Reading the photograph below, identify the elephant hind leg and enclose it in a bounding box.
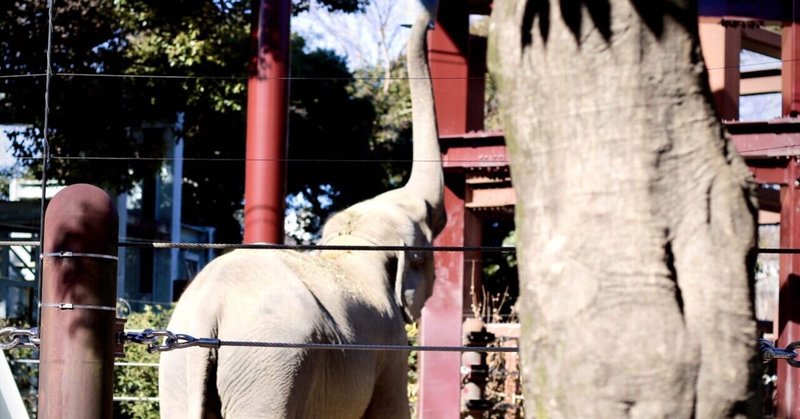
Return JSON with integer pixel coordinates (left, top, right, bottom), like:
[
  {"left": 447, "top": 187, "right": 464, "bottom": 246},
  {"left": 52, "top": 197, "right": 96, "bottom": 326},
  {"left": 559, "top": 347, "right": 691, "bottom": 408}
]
[
  {"left": 160, "top": 347, "right": 222, "bottom": 419},
  {"left": 188, "top": 348, "right": 222, "bottom": 419},
  {"left": 362, "top": 358, "right": 411, "bottom": 419},
  {"left": 201, "top": 349, "right": 222, "bottom": 418}
]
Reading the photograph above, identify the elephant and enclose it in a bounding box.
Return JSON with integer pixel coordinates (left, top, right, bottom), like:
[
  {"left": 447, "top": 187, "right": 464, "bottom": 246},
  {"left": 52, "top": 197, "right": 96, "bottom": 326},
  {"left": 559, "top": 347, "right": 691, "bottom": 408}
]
[{"left": 158, "top": 7, "right": 444, "bottom": 419}]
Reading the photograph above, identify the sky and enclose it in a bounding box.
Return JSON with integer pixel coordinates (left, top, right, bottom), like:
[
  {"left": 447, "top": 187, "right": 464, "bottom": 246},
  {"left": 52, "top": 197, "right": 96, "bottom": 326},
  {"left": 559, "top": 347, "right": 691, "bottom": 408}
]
[
  {"left": 292, "top": 0, "right": 418, "bottom": 71},
  {"left": 0, "top": 125, "right": 24, "bottom": 170}
]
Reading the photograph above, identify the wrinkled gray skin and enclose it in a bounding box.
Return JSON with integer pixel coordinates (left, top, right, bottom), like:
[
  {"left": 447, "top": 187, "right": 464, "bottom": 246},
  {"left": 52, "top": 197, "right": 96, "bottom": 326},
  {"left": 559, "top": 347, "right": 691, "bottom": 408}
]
[{"left": 158, "top": 10, "right": 444, "bottom": 419}]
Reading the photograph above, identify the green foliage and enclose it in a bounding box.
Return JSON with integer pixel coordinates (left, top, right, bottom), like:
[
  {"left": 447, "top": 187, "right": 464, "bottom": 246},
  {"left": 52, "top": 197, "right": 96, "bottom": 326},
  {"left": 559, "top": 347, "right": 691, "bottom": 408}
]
[
  {"left": 283, "top": 41, "right": 420, "bottom": 242},
  {"left": 406, "top": 322, "right": 419, "bottom": 418},
  {"left": 484, "top": 71, "right": 503, "bottom": 132},
  {"left": 350, "top": 59, "right": 414, "bottom": 189},
  {"left": 480, "top": 223, "right": 518, "bottom": 321},
  {"left": 111, "top": 0, "right": 252, "bottom": 242},
  {"left": 114, "top": 304, "right": 174, "bottom": 419},
  {"left": 1, "top": 0, "right": 162, "bottom": 195},
  {"left": 2, "top": 0, "right": 392, "bottom": 243}
]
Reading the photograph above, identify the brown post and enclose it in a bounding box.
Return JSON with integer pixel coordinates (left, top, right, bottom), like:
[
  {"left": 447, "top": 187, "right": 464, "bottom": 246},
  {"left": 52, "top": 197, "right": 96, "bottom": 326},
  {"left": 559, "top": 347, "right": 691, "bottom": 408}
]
[{"left": 38, "top": 184, "right": 118, "bottom": 419}]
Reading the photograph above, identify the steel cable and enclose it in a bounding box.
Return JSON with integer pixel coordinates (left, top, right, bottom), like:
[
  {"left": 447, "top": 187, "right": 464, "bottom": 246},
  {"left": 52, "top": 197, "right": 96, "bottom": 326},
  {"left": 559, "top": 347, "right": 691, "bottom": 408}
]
[
  {"left": 215, "top": 340, "right": 517, "bottom": 353},
  {"left": 3, "top": 240, "right": 800, "bottom": 254}
]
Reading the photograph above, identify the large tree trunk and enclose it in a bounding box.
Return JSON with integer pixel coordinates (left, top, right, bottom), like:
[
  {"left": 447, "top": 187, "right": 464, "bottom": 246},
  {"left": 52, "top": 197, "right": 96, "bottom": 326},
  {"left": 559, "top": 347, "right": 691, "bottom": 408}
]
[{"left": 488, "top": 1, "right": 758, "bottom": 417}]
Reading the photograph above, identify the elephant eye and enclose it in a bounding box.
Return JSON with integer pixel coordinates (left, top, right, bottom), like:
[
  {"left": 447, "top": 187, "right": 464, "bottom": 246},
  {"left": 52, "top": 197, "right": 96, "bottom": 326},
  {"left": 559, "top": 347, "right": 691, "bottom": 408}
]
[{"left": 408, "top": 251, "right": 425, "bottom": 267}]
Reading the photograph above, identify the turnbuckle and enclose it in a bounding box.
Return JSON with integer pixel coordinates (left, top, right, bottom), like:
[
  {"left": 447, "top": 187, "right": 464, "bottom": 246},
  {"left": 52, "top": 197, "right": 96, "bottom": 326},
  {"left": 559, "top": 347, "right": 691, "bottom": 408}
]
[{"left": 759, "top": 339, "right": 800, "bottom": 368}]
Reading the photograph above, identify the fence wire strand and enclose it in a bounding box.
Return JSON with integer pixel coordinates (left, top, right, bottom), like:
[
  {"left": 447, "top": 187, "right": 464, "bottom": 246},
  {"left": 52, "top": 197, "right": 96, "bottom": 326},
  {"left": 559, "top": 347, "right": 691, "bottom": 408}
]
[
  {"left": 216, "top": 340, "right": 517, "bottom": 353},
  {"left": 2, "top": 240, "right": 800, "bottom": 254}
]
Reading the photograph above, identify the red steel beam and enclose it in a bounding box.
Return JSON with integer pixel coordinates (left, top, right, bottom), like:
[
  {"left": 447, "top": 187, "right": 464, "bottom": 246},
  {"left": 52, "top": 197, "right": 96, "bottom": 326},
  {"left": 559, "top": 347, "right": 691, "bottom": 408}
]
[
  {"left": 243, "top": 0, "right": 290, "bottom": 244},
  {"left": 38, "top": 184, "right": 118, "bottom": 419},
  {"left": 731, "top": 132, "right": 800, "bottom": 158},
  {"left": 440, "top": 132, "right": 506, "bottom": 165},
  {"left": 419, "top": 182, "right": 479, "bottom": 418},
  {"left": 442, "top": 144, "right": 508, "bottom": 170},
  {"left": 778, "top": 159, "right": 800, "bottom": 418},
  {"left": 699, "top": 20, "right": 741, "bottom": 120},
  {"left": 428, "top": 0, "right": 484, "bottom": 135},
  {"left": 784, "top": 7, "right": 800, "bottom": 117},
  {"left": 777, "top": 3, "right": 800, "bottom": 415},
  {"left": 742, "top": 27, "right": 781, "bottom": 57},
  {"left": 749, "top": 165, "right": 790, "bottom": 185},
  {"left": 419, "top": 0, "right": 484, "bottom": 416}
]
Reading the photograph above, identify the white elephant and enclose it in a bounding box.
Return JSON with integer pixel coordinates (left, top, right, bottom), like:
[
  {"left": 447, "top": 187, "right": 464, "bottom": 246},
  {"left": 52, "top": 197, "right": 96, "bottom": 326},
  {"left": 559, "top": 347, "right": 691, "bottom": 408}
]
[{"left": 158, "top": 7, "right": 444, "bottom": 419}]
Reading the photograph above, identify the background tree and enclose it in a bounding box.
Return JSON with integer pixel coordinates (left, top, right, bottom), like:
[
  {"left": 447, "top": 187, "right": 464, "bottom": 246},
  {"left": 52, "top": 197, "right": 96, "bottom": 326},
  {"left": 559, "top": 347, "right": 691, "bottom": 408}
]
[
  {"left": 1, "top": 0, "right": 413, "bottom": 243},
  {"left": 489, "top": 0, "right": 758, "bottom": 416},
  {"left": 294, "top": 0, "right": 407, "bottom": 86},
  {"left": 0, "top": 0, "right": 160, "bottom": 192},
  {"left": 282, "top": 54, "right": 418, "bottom": 244}
]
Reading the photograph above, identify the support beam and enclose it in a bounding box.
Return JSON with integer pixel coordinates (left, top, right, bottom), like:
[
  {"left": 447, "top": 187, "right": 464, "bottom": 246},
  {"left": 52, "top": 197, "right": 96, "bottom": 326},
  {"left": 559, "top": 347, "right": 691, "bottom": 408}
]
[
  {"left": 784, "top": 16, "right": 800, "bottom": 117},
  {"left": 749, "top": 164, "right": 790, "bottom": 184},
  {"left": 419, "top": 1, "right": 488, "bottom": 416},
  {"left": 243, "top": 0, "right": 290, "bottom": 244},
  {"left": 419, "top": 178, "right": 481, "bottom": 418},
  {"left": 169, "top": 117, "right": 184, "bottom": 301},
  {"left": 740, "top": 75, "right": 781, "bottom": 95},
  {"left": 731, "top": 131, "right": 800, "bottom": 158},
  {"left": 699, "top": 19, "right": 742, "bottom": 120},
  {"left": 428, "top": 0, "right": 484, "bottom": 135},
  {"left": 440, "top": 132, "right": 507, "bottom": 170},
  {"left": 778, "top": 159, "right": 800, "bottom": 418},
  {"left": 742, "top": 27, "right": 781, "bottom": 58}
]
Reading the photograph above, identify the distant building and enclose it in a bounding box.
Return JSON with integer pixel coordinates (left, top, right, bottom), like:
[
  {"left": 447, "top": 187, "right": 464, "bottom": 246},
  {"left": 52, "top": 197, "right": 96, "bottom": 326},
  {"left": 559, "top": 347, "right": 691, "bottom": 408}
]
[{"left": 0, "top": 120, "right": 216, "bottom": 320}]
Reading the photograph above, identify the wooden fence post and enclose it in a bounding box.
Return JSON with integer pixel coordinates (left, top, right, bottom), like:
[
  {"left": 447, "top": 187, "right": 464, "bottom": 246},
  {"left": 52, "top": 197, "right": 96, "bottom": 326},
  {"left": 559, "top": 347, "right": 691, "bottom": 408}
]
[{"left": 38, "top": 184, "right": 118, "bottom": 419}]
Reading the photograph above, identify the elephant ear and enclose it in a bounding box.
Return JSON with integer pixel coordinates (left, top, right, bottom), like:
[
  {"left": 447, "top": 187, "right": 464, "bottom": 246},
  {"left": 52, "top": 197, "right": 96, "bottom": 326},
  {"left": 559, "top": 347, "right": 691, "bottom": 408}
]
[
  {"left": 394, "top": 249, "right": 413, "bottom": 323},
  {"left": 394, "top": 246, "right": 431, "bottom": 323}
]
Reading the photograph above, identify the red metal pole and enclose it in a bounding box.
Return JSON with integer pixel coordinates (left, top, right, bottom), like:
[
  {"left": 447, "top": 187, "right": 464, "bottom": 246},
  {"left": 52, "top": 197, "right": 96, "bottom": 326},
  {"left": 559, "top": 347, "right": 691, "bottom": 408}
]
[
  {"left": 419, "top": 1, "right": 486, "bottom": 416},
  {"left": 243, "top": 0, "right": 290, "bottom": 244},
  {"left": 778, "top": 159, "right": 800, "bottom": 418},
  {"left": 783, "top": 11, "right": 800, "bottom": 117},
  {"left": 777, "top": 5, "right": 800, "bottom": 415},
  {"left": 419, "top": 185, "right": 467, "bottom": 418},
  {"left": 698, "top": 19, "right": 741, "bottom": 121},
  {"left": 38, "top": 184, "right": 118, "bottom": 419}
]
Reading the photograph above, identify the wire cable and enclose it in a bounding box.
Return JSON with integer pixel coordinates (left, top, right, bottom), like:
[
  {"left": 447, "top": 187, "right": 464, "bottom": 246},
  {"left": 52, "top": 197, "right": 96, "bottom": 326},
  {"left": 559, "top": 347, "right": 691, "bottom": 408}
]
[
  {"left": 35, "top": 0, "right": 55, "bottom": 331},
  {"left": 5, "top": 240, "right": 800, "bottom": 255}
]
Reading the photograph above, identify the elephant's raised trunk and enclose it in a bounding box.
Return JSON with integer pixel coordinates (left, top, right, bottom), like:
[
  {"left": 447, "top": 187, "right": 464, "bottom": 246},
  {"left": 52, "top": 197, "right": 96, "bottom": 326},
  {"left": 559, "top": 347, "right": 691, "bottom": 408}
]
[{"left": 404, "top": 7, "right": 445, "bottom": 233}]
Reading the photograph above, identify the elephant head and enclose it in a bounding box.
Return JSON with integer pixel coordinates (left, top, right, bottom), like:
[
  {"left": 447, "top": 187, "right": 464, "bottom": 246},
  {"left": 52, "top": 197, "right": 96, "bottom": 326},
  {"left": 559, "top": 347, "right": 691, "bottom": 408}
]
[{"left": 318, "top": 10, "right": 445, "bottom": 323}]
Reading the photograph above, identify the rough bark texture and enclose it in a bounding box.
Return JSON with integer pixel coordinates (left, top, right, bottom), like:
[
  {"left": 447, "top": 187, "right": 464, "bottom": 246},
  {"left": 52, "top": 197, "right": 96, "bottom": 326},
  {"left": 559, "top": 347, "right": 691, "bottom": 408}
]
[{"left": 488, "top": 1, "right": 758, "bottom": 417}]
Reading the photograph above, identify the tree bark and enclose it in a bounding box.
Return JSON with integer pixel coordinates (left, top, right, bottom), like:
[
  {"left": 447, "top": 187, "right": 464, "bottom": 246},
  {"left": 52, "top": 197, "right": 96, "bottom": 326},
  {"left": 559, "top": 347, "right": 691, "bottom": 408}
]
[{"left": 488, "top": 1, "right": 758, "bottom": 417}]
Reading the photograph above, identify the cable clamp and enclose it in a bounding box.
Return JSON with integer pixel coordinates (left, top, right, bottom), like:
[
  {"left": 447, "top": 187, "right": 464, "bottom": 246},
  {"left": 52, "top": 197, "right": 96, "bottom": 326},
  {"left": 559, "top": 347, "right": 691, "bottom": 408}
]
[
  {"left": 40, "top": 302, "right": 117, "bottom": 312},
  {"left": 42, "top": 251, "right": 118, "bottom": 261}
]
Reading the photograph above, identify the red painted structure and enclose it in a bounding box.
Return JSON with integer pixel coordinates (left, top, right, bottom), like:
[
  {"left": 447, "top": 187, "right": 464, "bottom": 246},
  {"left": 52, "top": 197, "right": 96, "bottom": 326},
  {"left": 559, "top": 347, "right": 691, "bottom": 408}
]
[
  {"left": 243, "top": 0, "right": 290, "bottom": 244},
  {"left": 772, "top": 8, "right": 800, "bottom": 417},
  {"left": 708, "top": 4, "right": 800, "bottom": 415},
  {"left": 419, "top": 0, "right": 506, "bottom": 417}
]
